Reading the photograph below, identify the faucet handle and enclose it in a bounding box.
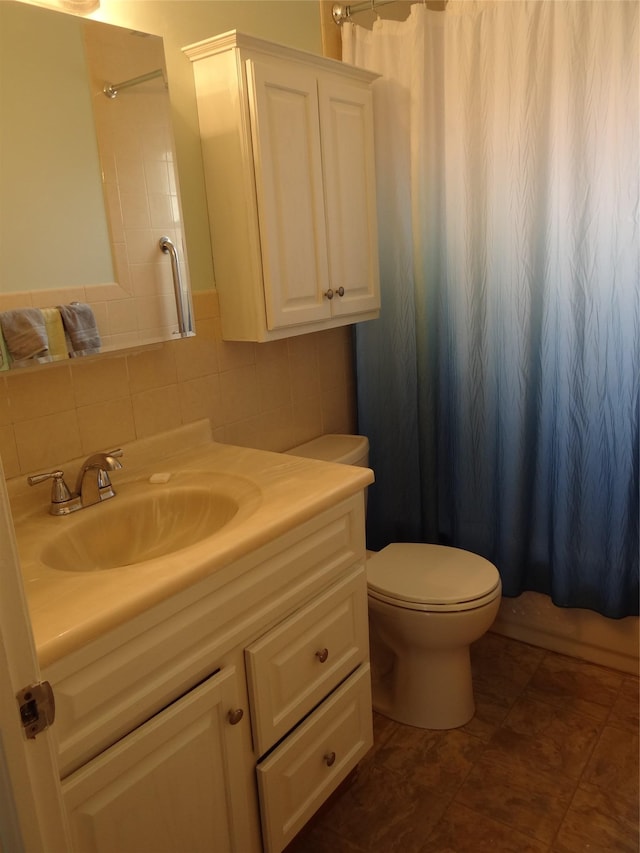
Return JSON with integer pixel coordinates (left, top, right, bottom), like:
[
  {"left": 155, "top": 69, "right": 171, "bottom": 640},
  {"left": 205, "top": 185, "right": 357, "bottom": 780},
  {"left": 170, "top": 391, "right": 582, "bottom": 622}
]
[{"left": 27, "top": 470, "right": 72, "bottom": 504}]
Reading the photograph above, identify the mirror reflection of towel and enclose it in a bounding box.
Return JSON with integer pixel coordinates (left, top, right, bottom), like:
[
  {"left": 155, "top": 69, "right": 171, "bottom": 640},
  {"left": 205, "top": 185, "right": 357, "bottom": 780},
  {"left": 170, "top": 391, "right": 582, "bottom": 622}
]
[
  {"left": 58, "top": 302, "right": 101, "bottom": 355},
  {"left": 0, "top": 308, "right": 49, "bottom": 360},
  {"left": 41, "top": 307, "right": 68, "bottom": 361},
  {"left": 0, "top": 329, "right": 10, "bottom": 371}
]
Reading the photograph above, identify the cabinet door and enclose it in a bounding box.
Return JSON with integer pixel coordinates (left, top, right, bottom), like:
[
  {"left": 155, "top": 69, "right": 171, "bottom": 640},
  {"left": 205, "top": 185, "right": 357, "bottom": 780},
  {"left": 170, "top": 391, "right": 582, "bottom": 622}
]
[
  {"left": 62, "top": 666, "right": 258, "bottom": 853},
  {"left": 246, "top": 58, "right": 332, "bottom": 330},
  {"left": 319, "top": 76, "right": 380, "bottom": 317}
]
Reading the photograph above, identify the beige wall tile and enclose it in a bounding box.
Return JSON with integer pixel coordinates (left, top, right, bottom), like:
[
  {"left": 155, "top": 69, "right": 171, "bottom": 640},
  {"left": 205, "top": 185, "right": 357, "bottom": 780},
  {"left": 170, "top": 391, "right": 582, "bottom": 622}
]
[
  {"left": 7, "top": 364, "right": 75, "bottom": 422},
  {"left": 227, "top": 408, "right": 296, "bottom": 453},
  {"left": 214, "top": 318, "right": 256, "bottom": 372},
  {"left": 37, "top": 286, "right": 86, "bottom": 307},
  {"left": 130, "top": 264, "right": 160, "bottom": 297},
  {"left": 318, "top": 326, "right": 353, "bottom": 394},
  {"left": 173, "top": 318, "right": 218, "bottom": 382},
  {"left": 107, "top": 300, "right": 139, "bottom": 336},
  {"left": 178, "top": 374, "right": 223, "bottom": 429},
  {"left": 290, "top": 397, "right": 324, "bottom": 447},
  {"left": 77, "top": 397, "right": 136, "bottom": 454},
  {"left": 127, "top": 345, "right": 177, "bottom": 394},
  {"left": 0, "top": 291, "right": 358, "bottom": 478},
  {"left": 120, "top": 191, "right": 151, "bottom": 229},
  {"left": 71, "top": 356, "right": 130, "bottom": 407},
  {"left": 0, "top": 425, "right": 19, "bottom": 479},
  {"left": 192, "top": 290, "right": 219, "bottom": 320},
  {"left": 259, "top": 404, "right": 298, "bottom": 452},
  {"left": 0, "top": 377, "right": 11, "bottom": 426},
  {"left": 257, "top": 344, "right": 292, "bottom": 412},
  {"left": 288, "top": 333, "right": 320, "bottom": 402},
  {"left": 134, "top": 292, "right": 178, "bottom": 332},
  {"left": 322, "top": 384, "right": 357, "bottom": 435},
  {"left": 15, "top": 410, "right": 82, "bottom": 474},
  {"left": 124, "top": 229, "right": 158, "bottom": 265},
  {"left": 115, "top": 156, "right": 146, "bottom": 194},
  {"left": 131, "top": 384, "right": 181, "bottom": 438},
  {"left": 223, "top": 414, "right": 266, "bottom": 450},
  {"left": 219, "top": 365, "right": 260, "bottom": 424}
]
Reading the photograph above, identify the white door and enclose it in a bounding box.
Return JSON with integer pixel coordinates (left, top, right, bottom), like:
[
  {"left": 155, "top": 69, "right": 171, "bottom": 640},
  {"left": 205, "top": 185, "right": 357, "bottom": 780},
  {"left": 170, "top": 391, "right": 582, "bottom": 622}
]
[
  {"left": 0, "top": 459, "right": 70, "bottom": 852},
  {"left": 318, "top": 76, "right": 380, "bottom": 318},
  {"left": 62, "top": 665, "right": 255, "bottom": 853},
  {"left": 246, "top": 58, "right": 332, "bottom": 330}
]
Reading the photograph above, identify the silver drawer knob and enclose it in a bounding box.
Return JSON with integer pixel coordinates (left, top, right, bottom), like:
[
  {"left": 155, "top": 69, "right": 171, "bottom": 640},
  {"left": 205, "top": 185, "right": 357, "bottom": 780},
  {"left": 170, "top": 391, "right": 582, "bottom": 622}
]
[
  {"left": 336, "top": 287, "right": 345, "bottom": 297},
  {"left": 324, "top": 289, "right": 334, "bottom": 300},
  {"left": 315, "top": 648, "right": 329, "bottom": 663},
  {"left": 227, "top": 708, "right": 244, "bottom": 725},
  {"left": 324, "top": 751, "right": 336, "bottom": 767}
]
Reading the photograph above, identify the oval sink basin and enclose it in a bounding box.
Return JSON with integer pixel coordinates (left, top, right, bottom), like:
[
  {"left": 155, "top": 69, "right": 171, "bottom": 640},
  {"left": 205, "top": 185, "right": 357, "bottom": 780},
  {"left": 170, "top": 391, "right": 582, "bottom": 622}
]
[{"left": 39, "top": 482, "right": 246, "bottom": 572}]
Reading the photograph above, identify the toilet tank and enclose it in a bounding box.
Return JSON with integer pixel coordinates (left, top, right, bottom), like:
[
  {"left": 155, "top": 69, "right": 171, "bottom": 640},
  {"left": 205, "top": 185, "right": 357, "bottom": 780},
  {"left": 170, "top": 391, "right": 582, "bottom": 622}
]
[{"left": 286, "top": 434, "right": 369, "bottom": 468}]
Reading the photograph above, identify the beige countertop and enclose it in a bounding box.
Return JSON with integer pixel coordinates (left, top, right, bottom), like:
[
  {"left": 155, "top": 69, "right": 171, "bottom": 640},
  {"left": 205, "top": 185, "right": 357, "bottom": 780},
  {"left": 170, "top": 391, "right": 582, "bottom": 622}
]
[{"left": 8, "top": 422, "right": 373, "bottom": 667}]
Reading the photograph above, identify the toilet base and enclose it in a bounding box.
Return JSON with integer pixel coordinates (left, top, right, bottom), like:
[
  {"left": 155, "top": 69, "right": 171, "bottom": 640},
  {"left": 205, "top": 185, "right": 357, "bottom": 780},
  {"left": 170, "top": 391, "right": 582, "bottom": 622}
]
[{"left": 371, "top": 644, "right": 475, "bottom": 729}]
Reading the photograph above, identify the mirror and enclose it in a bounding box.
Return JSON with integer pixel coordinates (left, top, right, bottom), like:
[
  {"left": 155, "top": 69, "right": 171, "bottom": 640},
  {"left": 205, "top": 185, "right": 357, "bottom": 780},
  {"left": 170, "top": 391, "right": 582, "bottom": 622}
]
[{"left": 0, "top": 0, "right": 193, "bottom": 370}]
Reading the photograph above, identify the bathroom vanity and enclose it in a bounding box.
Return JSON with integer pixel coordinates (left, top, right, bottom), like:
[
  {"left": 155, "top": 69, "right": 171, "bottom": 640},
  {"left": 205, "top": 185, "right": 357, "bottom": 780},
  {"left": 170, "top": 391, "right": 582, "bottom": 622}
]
[{"left": 11, "top": 422, "right": 373, "bottom": 852}]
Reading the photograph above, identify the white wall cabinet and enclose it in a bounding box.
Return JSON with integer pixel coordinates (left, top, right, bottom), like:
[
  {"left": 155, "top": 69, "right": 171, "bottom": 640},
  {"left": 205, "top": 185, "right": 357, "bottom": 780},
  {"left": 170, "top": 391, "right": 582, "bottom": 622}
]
[
  {"left": 44, "top": 493, "right": 372, "bottom": 853},
  {"left": 184, "top": 32, "right": 380, "bottom": 342}
]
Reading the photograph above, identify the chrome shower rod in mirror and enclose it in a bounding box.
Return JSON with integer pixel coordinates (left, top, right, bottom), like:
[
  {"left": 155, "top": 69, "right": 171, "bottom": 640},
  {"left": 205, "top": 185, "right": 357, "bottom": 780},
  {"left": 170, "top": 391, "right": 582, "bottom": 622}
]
[{"left": 103, "top": 68, "right": 165, "bottom": 99}]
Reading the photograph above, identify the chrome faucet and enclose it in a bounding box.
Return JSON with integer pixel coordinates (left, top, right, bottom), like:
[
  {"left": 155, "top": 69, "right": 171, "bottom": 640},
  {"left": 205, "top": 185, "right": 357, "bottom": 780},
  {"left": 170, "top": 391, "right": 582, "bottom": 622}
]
[
  {"left": 28, "top": 449, "right": 123, "bottom": 516},
  {"left": 74, "top": 451, "right": 123, "bottom": 508}
]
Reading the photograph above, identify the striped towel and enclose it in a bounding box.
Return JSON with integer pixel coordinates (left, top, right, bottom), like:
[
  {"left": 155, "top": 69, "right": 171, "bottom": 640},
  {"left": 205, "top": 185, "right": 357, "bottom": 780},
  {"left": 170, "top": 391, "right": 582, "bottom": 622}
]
[
  {"left": 57, "top": 302, "right": 101, "bottom": 355},
  {"left": 41, "top": 307, "right": 68, "bottom": 361},
  {"left": 0, "top": 308, "right": 48, "bottom": 360}
]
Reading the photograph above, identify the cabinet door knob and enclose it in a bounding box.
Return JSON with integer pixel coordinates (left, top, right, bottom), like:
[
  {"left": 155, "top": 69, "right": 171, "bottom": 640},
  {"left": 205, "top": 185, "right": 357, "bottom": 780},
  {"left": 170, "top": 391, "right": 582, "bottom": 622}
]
[
  {"left": 324, "top": 751, "right": 336, "bottom": 767},
  {"left": 227, "top": 708, "right": 244, "bottom": 725},
  {"left": 315, "top": 648, "right": 329, "bottom": 663},
  {"left": 336, "top": 287, "right": 345, "bottom": 297},
  {"left": 324, "top": 289, "right": 334, "bottom": 300}
]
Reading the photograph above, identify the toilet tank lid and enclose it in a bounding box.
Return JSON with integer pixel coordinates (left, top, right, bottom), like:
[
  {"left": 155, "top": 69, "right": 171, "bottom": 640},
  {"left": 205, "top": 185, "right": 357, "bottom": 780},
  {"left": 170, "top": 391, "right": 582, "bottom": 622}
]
[{"left": 286, "top": 434, "right": 369, "bottom": 465}]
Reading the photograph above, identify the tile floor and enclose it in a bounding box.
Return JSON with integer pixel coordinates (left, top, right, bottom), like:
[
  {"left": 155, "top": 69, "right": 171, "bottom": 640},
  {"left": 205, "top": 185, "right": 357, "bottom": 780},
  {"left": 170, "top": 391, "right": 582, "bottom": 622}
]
[{"left": 287, "top": 632, "right": 639, "bottom": 853}]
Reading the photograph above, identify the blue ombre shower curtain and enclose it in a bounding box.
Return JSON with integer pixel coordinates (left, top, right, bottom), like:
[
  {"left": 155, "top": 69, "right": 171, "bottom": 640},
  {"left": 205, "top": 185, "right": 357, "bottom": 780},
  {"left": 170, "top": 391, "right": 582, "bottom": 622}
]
[{"left": 343, "top": 0, "right": 639, "bottom": 618}]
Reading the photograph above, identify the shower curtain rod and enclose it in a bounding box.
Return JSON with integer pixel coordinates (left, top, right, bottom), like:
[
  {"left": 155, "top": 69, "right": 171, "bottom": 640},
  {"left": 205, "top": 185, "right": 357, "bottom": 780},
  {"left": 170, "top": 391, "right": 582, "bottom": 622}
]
[
  {"left": 103, "top": 68, "right": 165, "bottom": 99},
  {"left": 332, "top": 0, "right": 398, "bottom": 25}
]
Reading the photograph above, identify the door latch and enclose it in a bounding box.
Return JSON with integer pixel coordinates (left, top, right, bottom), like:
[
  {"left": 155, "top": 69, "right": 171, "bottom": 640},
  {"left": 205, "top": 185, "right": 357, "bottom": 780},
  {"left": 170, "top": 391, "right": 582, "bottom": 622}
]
[{"left": 17, "top": 681, "right": 55, "bottom": 739}]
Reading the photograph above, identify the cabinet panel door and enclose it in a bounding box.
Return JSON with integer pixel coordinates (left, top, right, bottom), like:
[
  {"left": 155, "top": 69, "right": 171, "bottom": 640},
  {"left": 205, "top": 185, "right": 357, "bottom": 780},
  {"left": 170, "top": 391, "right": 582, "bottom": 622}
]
[
  {"left": 62, "top": 666, "right": 257, "bottom": 853},
  {"left": 246, "top": 59, "right": 331, "bottom": 329},
  {"left": 319, "top": 76, "right": 380, "bottom": 317}
]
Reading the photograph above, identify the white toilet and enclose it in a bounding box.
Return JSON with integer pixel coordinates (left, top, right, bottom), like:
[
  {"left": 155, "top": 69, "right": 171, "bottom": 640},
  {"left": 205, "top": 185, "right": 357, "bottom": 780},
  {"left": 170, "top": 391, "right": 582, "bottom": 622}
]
[{"left": 286, "top": 434, "right": 502, "bottom": 730}]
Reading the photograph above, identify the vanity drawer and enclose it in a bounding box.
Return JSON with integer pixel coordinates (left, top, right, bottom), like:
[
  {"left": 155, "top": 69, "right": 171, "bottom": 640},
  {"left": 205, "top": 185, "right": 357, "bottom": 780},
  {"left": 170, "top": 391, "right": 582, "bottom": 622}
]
[
  {"left": 257, "top": 663, "right": 372, "bottom": 853},
  {"left": 245, "top": 565, "right": 369, "bottom": 756}
]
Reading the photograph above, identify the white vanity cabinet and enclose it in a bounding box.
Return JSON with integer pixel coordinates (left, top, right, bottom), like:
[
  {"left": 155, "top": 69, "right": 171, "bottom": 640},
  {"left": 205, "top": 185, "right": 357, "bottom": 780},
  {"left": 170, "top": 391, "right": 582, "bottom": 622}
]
[
  {"left": 43, "top": 492, "right": 372, "bottom": 853},
  {"left": 184, "top": 32, "right": 380, "bottom": 342}
]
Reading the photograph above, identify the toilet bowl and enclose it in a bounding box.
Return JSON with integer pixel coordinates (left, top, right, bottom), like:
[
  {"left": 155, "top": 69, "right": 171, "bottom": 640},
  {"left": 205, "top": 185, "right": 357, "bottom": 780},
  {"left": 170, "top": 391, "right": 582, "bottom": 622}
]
[{"left": 286, "top": 434, "right": 502, "bottom": 730}]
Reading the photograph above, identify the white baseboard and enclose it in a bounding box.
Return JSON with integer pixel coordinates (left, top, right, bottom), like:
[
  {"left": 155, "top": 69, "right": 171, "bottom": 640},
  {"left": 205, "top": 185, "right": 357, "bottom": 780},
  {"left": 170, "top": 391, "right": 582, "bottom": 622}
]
[{"left": 492, "top": 591, "right": 639, "bottom": 675}]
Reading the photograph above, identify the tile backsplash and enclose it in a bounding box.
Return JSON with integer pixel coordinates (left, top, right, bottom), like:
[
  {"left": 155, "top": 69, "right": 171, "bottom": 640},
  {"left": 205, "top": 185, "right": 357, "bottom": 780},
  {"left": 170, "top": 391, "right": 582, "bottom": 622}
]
[{"left": 0, "top": 290, "right": 357, "bottom": 479}]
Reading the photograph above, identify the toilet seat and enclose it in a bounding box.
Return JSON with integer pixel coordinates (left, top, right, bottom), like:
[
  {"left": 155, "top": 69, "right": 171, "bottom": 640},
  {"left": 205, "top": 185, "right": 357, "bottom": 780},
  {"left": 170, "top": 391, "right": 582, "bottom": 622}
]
[{"left": 366, "top": 543, "right": 501, "bottom": 613}]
